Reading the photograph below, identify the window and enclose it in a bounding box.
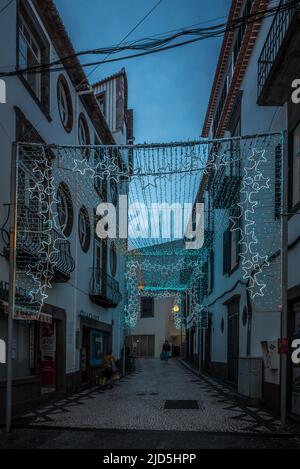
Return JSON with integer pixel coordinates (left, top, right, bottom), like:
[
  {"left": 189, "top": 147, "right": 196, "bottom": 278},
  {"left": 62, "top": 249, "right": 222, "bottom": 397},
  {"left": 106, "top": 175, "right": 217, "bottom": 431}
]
[
  {"left": 94, "top": 210, "right": 103, "bottom": 272},
  {"left": 17, "top": 4, "right": 50, "bottom": 113},
  {"left": 223, "top": 228, "right": 231, "bottom": 275},
  {"left": 292, "top": 122, "right": 300, "bottom": 206},
  {"left": 18, "top": 15, "right": 42, "bottom": 99},
  {"left": 140, "top": 297, "right": 154, "bottom": 318},
  {"left": 275, "top": 144, "right": 282, "bottom": 219},
  {"left": 78, "top": 113, "right": 90, "bottom": 159},
  {"left": 208, "top": 250, "right": 214, "bottom": 293},
  {"left": 223, "top": 211, "right": 241, "bottom": 276},
  {"left": 78, "top": 206, "right": 91, "bottom": 253},
  {"left": 110, "top": 179, "right": 118, "bottom": 206},
  {"left": 57, "top": 183, "right": 73, "bottom": 237},
  {"left": 233, "top": 0, "right": 254, "bottom": 66},
  {"left": 230, "top": 119, "right": 241, "bottom": 177},
  {"left": 110, "top": 242, "right": 117, "bottom": 277},
  {"left": 94, "top": 136, "right": 105, "bottom": 197},
  {"left": 230, "top": 206, "right": 241, "bottom": 272},
  {"left": 230, "top": 227, "right": 239, "bottom": 271},
  {"left": 57, "top": 74, "right": 73, "bottom": 132},
  {"left": 94, "top": 240, "right": 103, "bottom": 271}
]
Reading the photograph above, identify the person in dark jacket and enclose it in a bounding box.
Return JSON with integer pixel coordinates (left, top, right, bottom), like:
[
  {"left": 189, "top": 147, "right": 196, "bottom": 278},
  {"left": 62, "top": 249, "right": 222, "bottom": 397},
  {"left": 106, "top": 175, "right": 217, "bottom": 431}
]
[{"left": 161, "top": 340, "right": 171, "bottom": 362}]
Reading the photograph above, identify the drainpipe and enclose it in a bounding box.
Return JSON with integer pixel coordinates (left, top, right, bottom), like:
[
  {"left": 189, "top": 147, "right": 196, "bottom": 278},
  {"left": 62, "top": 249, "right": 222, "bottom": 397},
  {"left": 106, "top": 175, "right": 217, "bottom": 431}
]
[
  {"left": 246, "top": 289, "right": 253, "bottom": 357},
  {"left": 6, "top": 143, "right": 18, "bottom": 433},
  {"left": 280, "top": 131, "right": 289, "bottom": 427},
  {"left": 198, "top": 323, "right": 202, "bottom": 373}
]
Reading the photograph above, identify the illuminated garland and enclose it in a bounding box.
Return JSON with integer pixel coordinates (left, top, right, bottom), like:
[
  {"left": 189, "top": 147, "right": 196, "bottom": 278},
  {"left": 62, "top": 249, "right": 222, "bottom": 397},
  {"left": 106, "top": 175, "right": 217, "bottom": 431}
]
[
  {"left": 230, "top": 148, "right": 271, "bottom": 299},
  {"left": 14, "top": 136, "right": 282, "bottom": 327}
]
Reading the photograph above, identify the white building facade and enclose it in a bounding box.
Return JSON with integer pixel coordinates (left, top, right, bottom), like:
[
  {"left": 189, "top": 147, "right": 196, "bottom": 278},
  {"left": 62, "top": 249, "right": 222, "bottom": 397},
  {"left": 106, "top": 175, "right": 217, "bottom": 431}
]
[
  {"left": 187, "top": 0, "right": 300, "bottom": 417},
  {"left": 0, "top": 0, "right": 133, "bottom": 415}
]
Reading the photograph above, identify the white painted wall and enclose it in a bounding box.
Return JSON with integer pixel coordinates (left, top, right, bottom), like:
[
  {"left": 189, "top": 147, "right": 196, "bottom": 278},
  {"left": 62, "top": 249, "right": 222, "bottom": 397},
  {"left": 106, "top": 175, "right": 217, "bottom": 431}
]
[
  {"left": 192, "top": 3, "right": 290, "bottom": 392},
  {"left": 0, "top": 0, "right": 128, "bottom": 382}
]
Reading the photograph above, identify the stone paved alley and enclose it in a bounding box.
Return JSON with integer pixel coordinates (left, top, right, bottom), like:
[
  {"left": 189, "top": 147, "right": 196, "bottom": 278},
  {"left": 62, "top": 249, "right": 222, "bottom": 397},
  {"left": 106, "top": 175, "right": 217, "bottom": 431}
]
[{"left": 1, "top": 359, "right": 300, "bottom": 449}]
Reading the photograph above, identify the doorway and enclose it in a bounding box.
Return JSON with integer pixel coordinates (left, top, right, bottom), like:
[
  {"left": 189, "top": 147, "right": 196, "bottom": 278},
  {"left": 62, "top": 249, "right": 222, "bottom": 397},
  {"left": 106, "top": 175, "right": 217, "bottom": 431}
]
[{"left": 39, "top": 321, "right": 57, "bottom": 394}]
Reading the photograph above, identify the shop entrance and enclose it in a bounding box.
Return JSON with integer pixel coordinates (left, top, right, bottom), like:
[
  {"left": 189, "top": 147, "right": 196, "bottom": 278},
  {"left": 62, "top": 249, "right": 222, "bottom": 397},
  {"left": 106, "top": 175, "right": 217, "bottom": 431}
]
[
  {"left": 39, "top": 321, "right": 57, "bottom": 394},
  {"left": 38, "top": 308, "right": 66, "bottom": 394},
  {"left": 81, "top": 326, "right": 110, "bottom": 384}
]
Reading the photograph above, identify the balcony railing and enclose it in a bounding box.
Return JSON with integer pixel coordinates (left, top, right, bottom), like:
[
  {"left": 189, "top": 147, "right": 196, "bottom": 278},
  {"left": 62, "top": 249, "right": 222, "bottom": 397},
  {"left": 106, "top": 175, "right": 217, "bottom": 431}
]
[
  {"left": 90, "top": 268, "right": 121, "bottom": 308},
  {"left": 2, "top": 205, "right": 75, "bottom": 282},
  {"left": 258, "top": 0, "right": 300, "bottom": 105}
]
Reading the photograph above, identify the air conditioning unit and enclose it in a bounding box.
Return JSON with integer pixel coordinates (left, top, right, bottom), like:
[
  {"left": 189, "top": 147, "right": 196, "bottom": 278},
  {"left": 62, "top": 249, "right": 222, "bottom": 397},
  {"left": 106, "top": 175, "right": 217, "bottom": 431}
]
[{"left": 238, "top": 358, "right": 263, "bottom": 402}]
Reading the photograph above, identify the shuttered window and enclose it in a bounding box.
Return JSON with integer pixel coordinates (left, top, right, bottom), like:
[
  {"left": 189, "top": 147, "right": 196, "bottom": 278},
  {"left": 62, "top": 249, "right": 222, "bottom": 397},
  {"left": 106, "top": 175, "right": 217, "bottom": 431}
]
[
  {"left": 209, "top": 250, "right": 214, "bottom": 293},
  {"left": 223, "top": 228, "right": 231, "bottom": 275},
  {"left": 275, "top": 144, "right": 282, "bottom": 219}
]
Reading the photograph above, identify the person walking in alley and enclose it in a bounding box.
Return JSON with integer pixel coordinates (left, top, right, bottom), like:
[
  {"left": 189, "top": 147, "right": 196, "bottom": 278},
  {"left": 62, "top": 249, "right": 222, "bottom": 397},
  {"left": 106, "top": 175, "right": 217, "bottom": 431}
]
[{"left": 161, "top": 340, "right": 171, "bottom": 363}]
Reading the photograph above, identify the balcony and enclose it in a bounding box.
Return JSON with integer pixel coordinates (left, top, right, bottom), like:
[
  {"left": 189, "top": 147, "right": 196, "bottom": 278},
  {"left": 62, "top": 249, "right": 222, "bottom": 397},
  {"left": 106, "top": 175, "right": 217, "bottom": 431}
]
[
  {"left": 89, "top": 268, "right": 121, "bottom": 308},
  {"left": 2, "top": 205, "right": 75, "bottom": 282},
  {"left": 212, "top": 166, "right": 241, "bottom": 209},
  {"left": 258, "top": 0, "right": 300, "bottom": 106}
]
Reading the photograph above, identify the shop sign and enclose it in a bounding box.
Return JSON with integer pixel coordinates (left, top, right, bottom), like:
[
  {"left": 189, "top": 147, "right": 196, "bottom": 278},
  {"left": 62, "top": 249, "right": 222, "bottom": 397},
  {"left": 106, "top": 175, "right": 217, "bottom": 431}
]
[
  {"left": 13, "top": 308, "right": 52, "bottom": 324},
  {"left": 79, "top": 310, "right": 101, "bottom": 323}
]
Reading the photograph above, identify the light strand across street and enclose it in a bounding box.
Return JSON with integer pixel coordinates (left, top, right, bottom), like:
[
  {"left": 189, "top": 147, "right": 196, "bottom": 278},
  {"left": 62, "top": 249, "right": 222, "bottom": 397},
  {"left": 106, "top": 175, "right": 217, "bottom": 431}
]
[{"left": 3, "top": 132, "right": 283, "bottom": 332}]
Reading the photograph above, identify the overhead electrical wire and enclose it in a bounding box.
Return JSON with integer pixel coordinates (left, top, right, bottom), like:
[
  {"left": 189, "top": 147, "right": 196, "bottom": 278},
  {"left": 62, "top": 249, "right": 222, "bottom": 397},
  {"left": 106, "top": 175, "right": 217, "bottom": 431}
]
[
  {"left": 19, "top": 0, "right": 164, "bottom": 141},
  {"left": 85, "top": 0, "right": 164, "bottom": 82},
  {"left": 0, "top": 0, "right": 298, "bottom": 78}
]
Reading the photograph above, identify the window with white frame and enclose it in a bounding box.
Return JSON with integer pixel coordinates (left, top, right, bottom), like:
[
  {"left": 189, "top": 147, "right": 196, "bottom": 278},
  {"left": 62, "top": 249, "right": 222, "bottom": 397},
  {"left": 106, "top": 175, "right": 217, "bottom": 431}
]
[{"left": 18, "top": 15, "right": 42, "bottom": 100}]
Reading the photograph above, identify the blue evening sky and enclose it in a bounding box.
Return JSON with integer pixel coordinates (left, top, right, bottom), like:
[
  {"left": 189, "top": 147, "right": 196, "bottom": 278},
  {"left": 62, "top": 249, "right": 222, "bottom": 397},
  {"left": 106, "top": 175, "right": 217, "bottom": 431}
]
[{"left": 54, "top": 0, "right": 231, "bottom": 143}]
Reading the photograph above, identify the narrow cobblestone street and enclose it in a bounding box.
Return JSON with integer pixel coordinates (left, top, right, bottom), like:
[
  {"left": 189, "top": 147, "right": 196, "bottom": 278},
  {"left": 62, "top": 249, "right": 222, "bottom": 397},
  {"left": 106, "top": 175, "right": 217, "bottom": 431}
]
[{"left": 1, "top": 359, "right": 300, "bottom": 449}]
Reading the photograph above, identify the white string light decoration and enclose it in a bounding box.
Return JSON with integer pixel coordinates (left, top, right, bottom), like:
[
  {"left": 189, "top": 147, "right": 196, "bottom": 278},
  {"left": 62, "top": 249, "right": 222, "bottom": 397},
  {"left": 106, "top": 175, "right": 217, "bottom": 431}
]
[{"left": 9, "top": 134, "right": 282, "bottom": 326}]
